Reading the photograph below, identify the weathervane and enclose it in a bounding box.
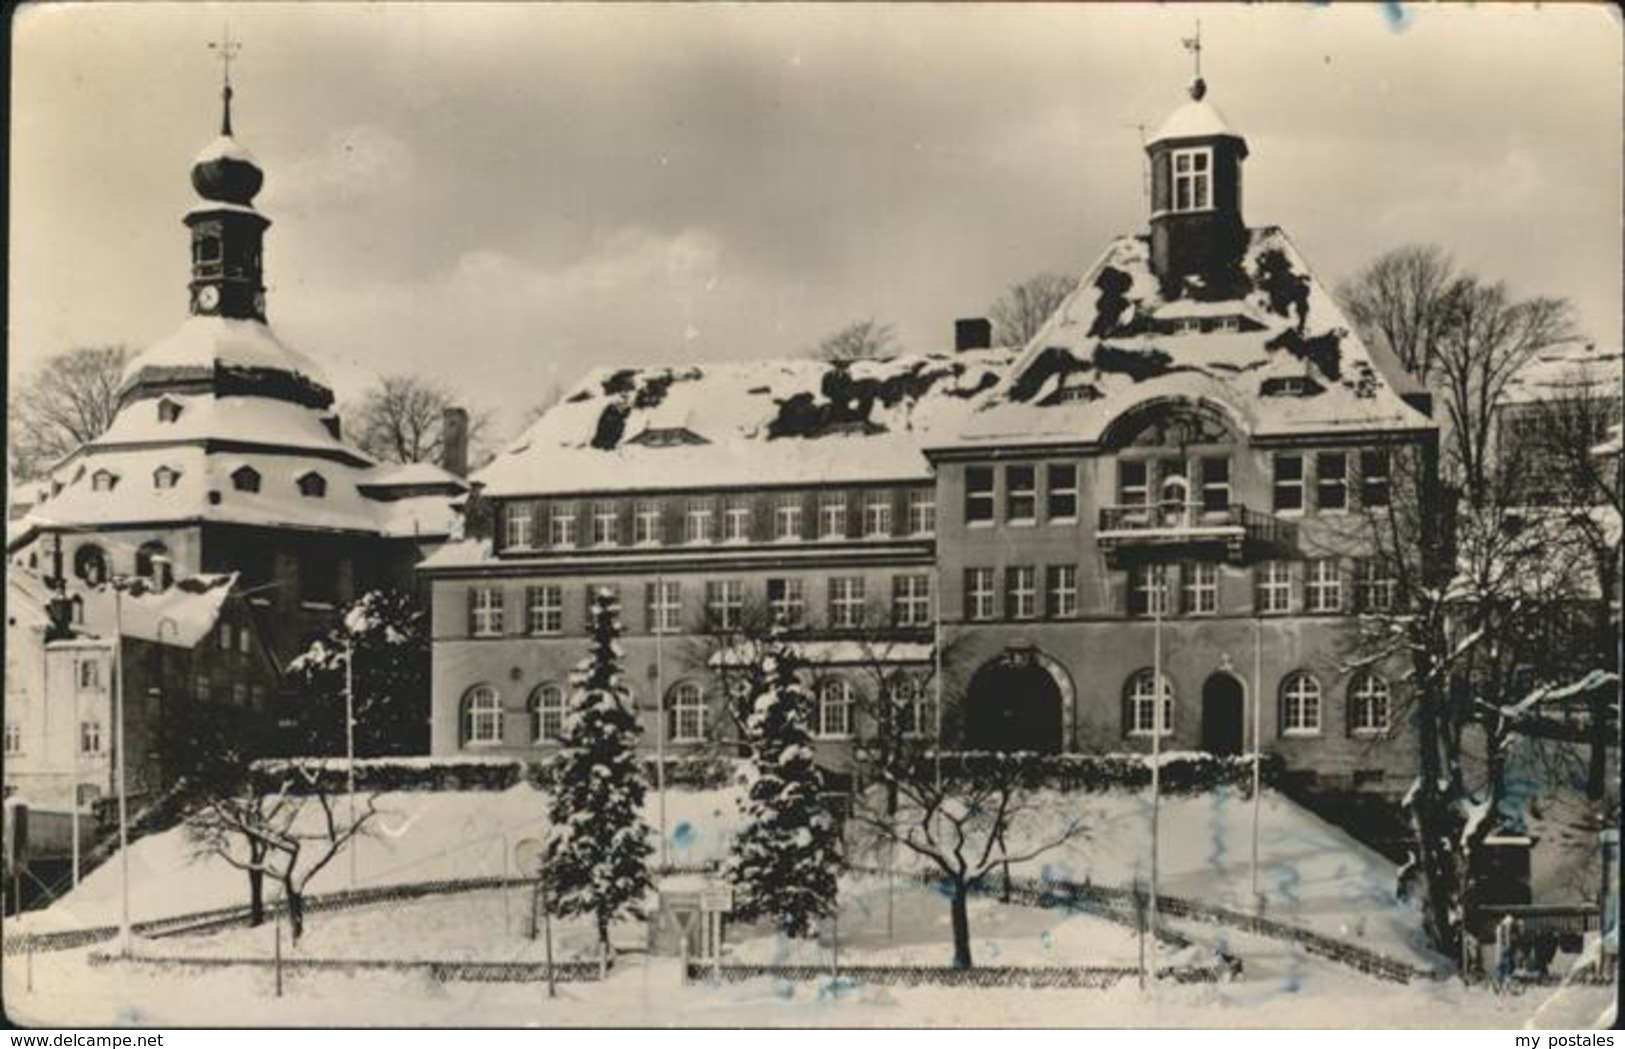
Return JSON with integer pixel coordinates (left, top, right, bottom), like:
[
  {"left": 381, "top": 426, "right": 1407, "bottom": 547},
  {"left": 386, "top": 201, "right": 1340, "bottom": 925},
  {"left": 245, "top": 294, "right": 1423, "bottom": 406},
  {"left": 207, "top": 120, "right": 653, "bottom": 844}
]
[
  {"left": 208, "top": 25, "right": 242, "bottom": 134},
  {"left": 1182, "top": 20, "right": 1207, "bottom": 100}
]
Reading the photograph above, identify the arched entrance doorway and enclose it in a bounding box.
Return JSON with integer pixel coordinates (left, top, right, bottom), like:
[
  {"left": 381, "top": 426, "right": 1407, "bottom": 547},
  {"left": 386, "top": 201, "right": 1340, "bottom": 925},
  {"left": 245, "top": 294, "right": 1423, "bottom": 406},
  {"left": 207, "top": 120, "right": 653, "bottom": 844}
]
[
  {"left": 964, "top": 648, "right": 1066, "bottom": 753},
  {"left": 1201, "top": 673, "right": 1245, "bottom": 756}
]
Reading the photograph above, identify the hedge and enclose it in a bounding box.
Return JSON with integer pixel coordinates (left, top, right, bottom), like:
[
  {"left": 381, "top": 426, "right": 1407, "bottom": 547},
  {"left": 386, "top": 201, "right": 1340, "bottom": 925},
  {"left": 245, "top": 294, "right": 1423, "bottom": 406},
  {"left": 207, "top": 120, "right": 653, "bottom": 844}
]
[
  {"left": 908, "top": 752, "right": 1285, "bottom": 794},
  {"left": 251, "top": 754, "right": 745, "bottom": 794},
  {"left": 685, "top": 961, "right": 1236, "bottom": 988}
]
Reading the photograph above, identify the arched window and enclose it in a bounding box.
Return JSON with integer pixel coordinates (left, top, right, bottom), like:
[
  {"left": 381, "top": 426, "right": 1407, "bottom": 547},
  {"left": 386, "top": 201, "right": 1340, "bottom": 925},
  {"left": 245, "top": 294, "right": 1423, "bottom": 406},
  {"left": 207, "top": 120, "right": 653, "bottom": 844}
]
[
  {"left": 73, "top": 544, "right": 108, "bottom": 586},
  {"left": 887, "top": 674, "right": 930, "bottom": 739},
  {"left": 669, "top": 682, "right": 708, "bottom": 743},
  {"left": 815, "top": 679, "right": 854, "bottom": 739},
  {"left": 297, "top": 472, "right": 327, "bottom": 499},
  {"left": 1280, "top": 672, "right": 1322, "bottom": 736},
  {"left": 1348, "top": 673, "right": 1390, "bottom": 736},
  {"left": 1124, "top": 669, "right": 1174, "bottom": 737},
  {"left": 461, "top": 685, "right": 503, "bottom": 746},
  {"left": 136, "top": 541, "right": 172, "bottom": 588},
  {"left": 153, "top": 466, "right": 181, "bottom": 489},
  {"left": 231, "top": 466, "right": 261, "bottom": 493},
  {"left": 530, "top": 684, "right": 566, "bottom": 744}
]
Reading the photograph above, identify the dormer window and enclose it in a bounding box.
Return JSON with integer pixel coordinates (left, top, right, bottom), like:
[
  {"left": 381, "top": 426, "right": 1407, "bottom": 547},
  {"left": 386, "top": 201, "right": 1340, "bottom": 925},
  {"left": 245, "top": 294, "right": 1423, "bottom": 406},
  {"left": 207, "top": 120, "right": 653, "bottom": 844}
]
[
  {"left": 1172, "top": 147, "right": 1212, "bottom": 212},
  {"left": 157, "top": 399, "right": 184, "bottom": 424},
  {"left": 297, "top": 472, "right": 327, "bottom": 499},
  {"left": 91, "top": 470, "right": 118, "bottom": 493},
  {"left": 153, "top": 466, "right": 181, "bottom": 489},
  {"left": 231, "top": 466, "right": 262, "bottom": 493}
]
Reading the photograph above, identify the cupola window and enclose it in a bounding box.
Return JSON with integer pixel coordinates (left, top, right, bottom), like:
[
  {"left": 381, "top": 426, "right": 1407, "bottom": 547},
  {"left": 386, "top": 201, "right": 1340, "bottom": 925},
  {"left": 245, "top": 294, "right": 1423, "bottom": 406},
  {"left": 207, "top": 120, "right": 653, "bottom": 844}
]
[
  {"left": 153, "top": 466, "right": 181, "bottom": 489},
  {"left": 1172, "top": 147, "right": 1212, "bottom": 212},
  {"left": 157, "top": 399, "right": 184, "bottom": 424},
  {"left": 91, "top": 470, "right": 119, "bottom": 493},
  {"left": 297, "top": 472, "right": 327, "bottom": 499},
  {"left": 231, "top": 466, "right": 262, "bottom": 493}
]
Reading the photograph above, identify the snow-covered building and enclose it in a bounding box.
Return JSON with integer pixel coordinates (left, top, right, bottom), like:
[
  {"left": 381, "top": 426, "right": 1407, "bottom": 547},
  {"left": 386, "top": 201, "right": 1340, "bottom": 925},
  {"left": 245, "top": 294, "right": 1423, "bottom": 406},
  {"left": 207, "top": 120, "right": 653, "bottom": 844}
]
[
  {"left": 3, "top": 569, "right": 276, "bottom": 814},
  {"left": 7, "top": 74, "right": 468, "bottom": 733},
  {"left": 424, "top": 76, "right": 1435, "bottom": 793}
]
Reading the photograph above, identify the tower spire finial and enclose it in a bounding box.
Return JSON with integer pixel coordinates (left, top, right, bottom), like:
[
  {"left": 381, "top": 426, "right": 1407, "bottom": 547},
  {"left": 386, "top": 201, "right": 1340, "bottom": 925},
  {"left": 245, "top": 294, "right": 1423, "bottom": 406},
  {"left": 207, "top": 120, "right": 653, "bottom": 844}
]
[
  {"left": 208, "top": 25, "right": 241, "bottom": 135},
  {"left": 1181, "top": 20, "right": 1206, "bottom": 100}
]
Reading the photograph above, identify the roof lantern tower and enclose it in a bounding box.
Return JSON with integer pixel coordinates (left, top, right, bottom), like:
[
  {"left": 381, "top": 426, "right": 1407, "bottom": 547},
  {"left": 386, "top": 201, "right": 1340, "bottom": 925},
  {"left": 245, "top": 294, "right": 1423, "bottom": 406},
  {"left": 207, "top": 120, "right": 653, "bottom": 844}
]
[{"left": 1144, "top": 24, "right": 1250, "bottom": 291}]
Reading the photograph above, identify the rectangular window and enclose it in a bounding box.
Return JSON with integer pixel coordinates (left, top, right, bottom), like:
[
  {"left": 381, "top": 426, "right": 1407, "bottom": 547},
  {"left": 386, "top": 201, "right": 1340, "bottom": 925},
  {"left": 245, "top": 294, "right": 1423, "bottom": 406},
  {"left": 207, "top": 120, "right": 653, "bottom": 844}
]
[
  {"left": 195, "top": 675, "right": 211, "bottom": 702},
  {"left": 722, "top": 498, "right": 752, "bottom": 543},
  {"left": 1006, "top": 565, "right": 1038, "bottom": 620},
  {"left": 1128, "top": 564, "right": 1170, "bottom": 617},
  {"left": 1182, "top": 561, "right": 1219, "bottom": 615},
  {"left": 1306, "top": 558, "right": 1343, "bottom": 613},
  {"left": 892, "top": 574, "right": 932, "bottom": 628},
  {"left": 965, "top": 467, "right": 995, "bottom": 524},
  {"left": 1046, "top": 564, "right": 1079, "bottom": 619},
  {"left": 774, "top": 495, "right": 804, "bottom": 541},
  {"left": 592, "top": 501, "right": 620, "bottom": 546},
  {"left": 1200, "top": 457, "right": 1231, "bottom": 514},
  {"left": 766, "top": 577, "right": 805, "bottom": 627},
  {"left": 863, "top": 493, "right": 893, "bottom": 538},
  {"left": 648, "top": 580, "right": 682, "bottom": 634},
  {"left": 1005, "top": 465, "right": 1037, "bottom": 523},
  {"left": 505, "top": 503, "right": 534, "bottom": 549},
  {"left": 685, "top": 499, "right": 714, "bottom": 544},
  {"left": 76, "top": 658, "right": 102, "bottom": 692},
  {"left": 548, "top": 504, "right": 577, "bottom": 548},
  {"left": 634, "top": 501, "right": 663, "bottom": 546},
  {"left": 1316, "top": 453, "right": 1349, "bottom": 512},
  {"left": 1360, "top": 449, "right": 1392, "bottom": 509},
  {"left": 4, "top": 723, "right": 21, "bottom": 755},
  {"left": 1119, "top": 460, "right": 1149, "bottom": 509},
  {"left": 470, "top": 587, "right": 505, "bottom": 637},
  {"left": 1273, "top": 454, "right": 1304, "bottom": 513},
  {"left": 527, "top": 585, "right": 563, "bottom": 635},
  {"left": 819, "top": 492, "right": 848, "bottom": 540},
  {"left": 78, "top": 720, "right": 102, "bottom": 754},
  {"left": 965, "top": 568, "right": 996, "bottom": 622},
  {"left": 1172, "top": 147, "right": 1212, "bottom": 212},
  {"left": 218, "top": 622, "right": 234, "bottom": 652},
  {"left": 1047, "top": 464, "right": 1078, "bottom": 521},
  {"left": 907, "top": 489, "right": 936, "bottom": 536},
  {"left": 706, "top": 580, "right": 744, "bottom": 631},
  {"left": 1354, "top": 558, "right": 1396, "bottom": 613},
  {"left": 1257, "top": 561, "right": 1292, "bottom": 614},
  {"left": 828, "top": 577, "right": 866, "bottom": 629}
]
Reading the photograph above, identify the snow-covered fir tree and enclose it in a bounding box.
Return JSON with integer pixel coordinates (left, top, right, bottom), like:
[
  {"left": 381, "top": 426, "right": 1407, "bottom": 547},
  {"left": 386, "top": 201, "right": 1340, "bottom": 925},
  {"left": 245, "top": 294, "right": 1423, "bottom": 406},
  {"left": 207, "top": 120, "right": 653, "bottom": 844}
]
[
  {"left": 725, "top": 636, "right": 843, "bottom": 938},
  {"left": 286, "top": 588, "right": 430, "bottom": 755},
  {"left": 543, "top": 586, "right": 655, "bottom": 965}
]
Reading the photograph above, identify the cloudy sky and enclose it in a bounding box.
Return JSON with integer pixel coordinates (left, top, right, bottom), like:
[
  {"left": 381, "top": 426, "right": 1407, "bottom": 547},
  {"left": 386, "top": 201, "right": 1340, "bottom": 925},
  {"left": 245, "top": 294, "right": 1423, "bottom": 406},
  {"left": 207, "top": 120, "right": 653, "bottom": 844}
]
[{"left": 11, "top": 2, "right": 1620, "bottom": 442}]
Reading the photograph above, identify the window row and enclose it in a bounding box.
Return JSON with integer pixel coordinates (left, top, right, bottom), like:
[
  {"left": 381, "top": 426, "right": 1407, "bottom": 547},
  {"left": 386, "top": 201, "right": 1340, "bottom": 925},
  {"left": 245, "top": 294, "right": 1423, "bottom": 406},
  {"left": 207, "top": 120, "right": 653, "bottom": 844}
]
[
  {"left": 1271, "top": 449, "right": 1390, "bottom": 514},
  {"left": 963, "top": 564, "right": 1081, "bottom": 621},
  {"left": 1120, "top": 558, "right": 1395, "bottom": 618},
  {"left": 87, "top": 464, "right": 328, "bottom": 499},
  {"left": 502, "top": 489, "right": 936, "bottom": 551},
  {"left": 1123, "top": 669, "right": 1392, "bottom": 738},
  {"left": 964, "top": 463, "right": 1081, "bottom": 526},
  {"left": 459, "top": 675, "right": 934, "bottom": 747},
  {"left": 69, "top": 541, "right": 176, "bottom": 588},
  {"left": 467, "top": 574, "right": 935, "bottom": 638}
]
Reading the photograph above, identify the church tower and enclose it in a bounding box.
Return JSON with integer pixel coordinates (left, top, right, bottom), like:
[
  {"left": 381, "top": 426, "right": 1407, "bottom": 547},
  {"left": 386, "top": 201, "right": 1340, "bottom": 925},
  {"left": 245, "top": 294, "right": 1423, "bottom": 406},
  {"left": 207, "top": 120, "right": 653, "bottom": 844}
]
[
  {"left": 1145, "top": 74, "right": 1249, "bottom": 291},
  {"left": 186, "top": 41, "right": 269, "bottom": 324}
]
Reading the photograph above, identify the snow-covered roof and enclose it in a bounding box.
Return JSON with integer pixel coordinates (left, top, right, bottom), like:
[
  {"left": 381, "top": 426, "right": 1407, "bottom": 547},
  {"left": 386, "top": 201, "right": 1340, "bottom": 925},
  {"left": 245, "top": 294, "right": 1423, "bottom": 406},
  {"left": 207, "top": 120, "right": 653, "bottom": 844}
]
[
  {"left": 361, "top": 461, "right": 468, "bottom": 491},
  {"left": 1148, "top": 96, "right": 1242, "bottom": 147},
  {"left": 89, "top": 393, "right": 355, "bottom": 460},
  {"left": 708, "top": 639, "right": 935, "bottom": 669},
  {"left": 476, "top": 351, "right": 1017, "bottom": 498},
  {"left": 1498, "top": 344, "right": 1624, "bottom": 407},
  {"left": 119, "top": 316, "right": 332, "bottom": 396},
  {"left": 935, "top": 227, "right": 1434, "bottom": 453},
  {"left": 5, "top": 568, "right": 236, "bottom": 649},
  {"left": 193, "top": 134, "right": 259, "bottom": 168}
]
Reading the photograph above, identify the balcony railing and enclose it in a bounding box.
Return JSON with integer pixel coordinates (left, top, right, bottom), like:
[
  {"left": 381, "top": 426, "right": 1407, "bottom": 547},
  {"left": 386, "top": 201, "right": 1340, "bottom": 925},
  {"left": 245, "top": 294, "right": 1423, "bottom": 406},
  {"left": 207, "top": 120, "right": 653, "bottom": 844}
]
[{"left": 1096, "top": 503, "right": 1296, "bottom": 565}]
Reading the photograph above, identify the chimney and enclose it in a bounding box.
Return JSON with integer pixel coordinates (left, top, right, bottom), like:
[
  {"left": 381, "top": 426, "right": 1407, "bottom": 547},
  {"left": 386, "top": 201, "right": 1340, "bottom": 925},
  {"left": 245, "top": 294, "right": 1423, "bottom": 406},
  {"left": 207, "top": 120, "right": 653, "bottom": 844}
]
[
  {"left": 441, "top": 406, "right": 470, "bottom": 478},
  {"left": 955, "top": 317, "right": 992, "bottom": 353}
]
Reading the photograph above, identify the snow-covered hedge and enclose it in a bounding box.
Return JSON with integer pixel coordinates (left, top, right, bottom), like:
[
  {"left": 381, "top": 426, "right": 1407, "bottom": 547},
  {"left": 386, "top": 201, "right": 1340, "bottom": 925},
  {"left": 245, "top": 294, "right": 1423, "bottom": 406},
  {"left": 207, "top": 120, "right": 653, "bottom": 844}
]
[
  {"left": 923, "top": 751, "right": 1284, "bottom": 794},
  {"left": 251, "top": 754, "right": 745, "bottom": 794}
]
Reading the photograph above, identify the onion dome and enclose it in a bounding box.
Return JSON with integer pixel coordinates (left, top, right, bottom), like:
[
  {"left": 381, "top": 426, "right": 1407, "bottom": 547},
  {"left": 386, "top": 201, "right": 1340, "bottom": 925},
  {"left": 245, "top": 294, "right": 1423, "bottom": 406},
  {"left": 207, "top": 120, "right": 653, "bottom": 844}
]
[{"left": 190, "top": 83, "right": 263, "bottom": 204}]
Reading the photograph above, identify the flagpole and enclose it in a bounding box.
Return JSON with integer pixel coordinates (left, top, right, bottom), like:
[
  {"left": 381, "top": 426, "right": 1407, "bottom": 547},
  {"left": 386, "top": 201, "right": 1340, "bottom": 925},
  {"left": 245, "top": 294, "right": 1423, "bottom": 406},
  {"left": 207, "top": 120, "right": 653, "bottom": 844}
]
[
  {"left": 1148, "top": 571, "right": 1162, "bottom": 987},
  {"left": 655, "top": 574, "right": 667, "bottom": 870},
  {"left": 1251, "top": 611, "right": 1264, "bottom": 906}
]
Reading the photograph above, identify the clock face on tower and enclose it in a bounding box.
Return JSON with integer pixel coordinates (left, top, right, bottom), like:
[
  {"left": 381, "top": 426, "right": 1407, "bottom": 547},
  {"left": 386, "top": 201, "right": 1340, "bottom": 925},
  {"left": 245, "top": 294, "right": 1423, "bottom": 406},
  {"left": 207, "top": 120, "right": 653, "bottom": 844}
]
[{"left": 198, "top": 285, "right": 221, "bottom": 311}]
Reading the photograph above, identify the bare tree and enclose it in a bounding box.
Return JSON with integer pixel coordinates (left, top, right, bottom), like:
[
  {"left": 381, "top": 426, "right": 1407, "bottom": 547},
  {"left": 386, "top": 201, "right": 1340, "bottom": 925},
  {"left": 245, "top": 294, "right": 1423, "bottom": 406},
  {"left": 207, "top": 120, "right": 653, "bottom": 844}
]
[
  {"left": 851, "top": 752, "right": 1087, "bottom": 968},
  {"left": 1433, "top": 280, "right": 1577, "bottom": 508},
  {"left": 187, "top": 762, "right": 379, "bottom": 942},
  {"left": 988, "top": 273, "right": 1075, "bottom": 349},
  {"left": 1336, "top": 245, "right": 1457, "bottom": 383},
  {"left": 7, "top": 345, "right": 130, "bottom": 480},
  {"left": 815, "top": 318, "right": 898, "bottom": 363},
  {"left": 348, "top": 373, "right": 490, "bottom": 466}
]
